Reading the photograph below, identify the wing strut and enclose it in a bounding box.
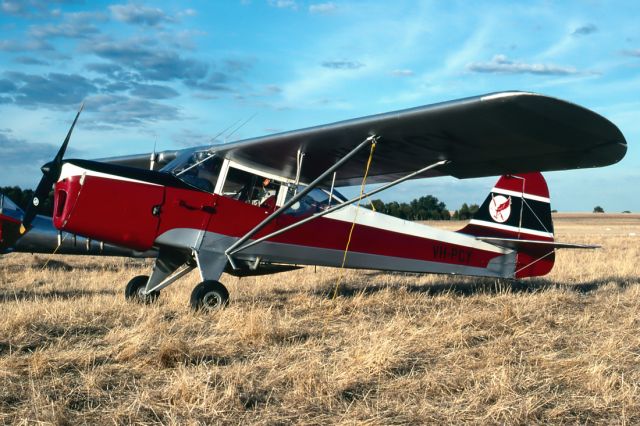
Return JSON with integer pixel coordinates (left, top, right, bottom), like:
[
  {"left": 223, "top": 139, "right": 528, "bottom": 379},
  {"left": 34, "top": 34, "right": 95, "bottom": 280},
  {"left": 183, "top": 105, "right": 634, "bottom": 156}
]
[
  {"left": 227, "top": 159, "right": 449, "bottom": 259},
  {"left": 224, "top": 135, "right": 378, "bottom": 269}
]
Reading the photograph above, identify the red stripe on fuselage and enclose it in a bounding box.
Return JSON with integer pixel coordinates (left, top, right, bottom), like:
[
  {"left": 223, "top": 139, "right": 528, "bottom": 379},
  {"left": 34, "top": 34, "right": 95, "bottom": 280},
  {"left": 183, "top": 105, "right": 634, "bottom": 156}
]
[
  {"left": 158, "top": 190, "right": 505, "bottom": 269},
  {"left": 55, "top": 172, "right": 506, "bottom": 270}
]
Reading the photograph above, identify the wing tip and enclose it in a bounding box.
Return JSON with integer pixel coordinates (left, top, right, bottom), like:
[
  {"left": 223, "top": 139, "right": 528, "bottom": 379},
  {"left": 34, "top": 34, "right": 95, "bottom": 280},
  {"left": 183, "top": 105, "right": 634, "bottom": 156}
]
[{"left": 480, "top": 91, "right": 538, "bottom": 102}]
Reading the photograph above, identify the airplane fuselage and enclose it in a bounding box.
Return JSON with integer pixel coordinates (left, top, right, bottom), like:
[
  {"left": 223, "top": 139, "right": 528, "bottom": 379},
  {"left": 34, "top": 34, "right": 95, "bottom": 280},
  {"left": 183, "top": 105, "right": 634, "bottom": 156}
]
[{"left": 52, "top": 160, "right": 518, "bottom": 280}]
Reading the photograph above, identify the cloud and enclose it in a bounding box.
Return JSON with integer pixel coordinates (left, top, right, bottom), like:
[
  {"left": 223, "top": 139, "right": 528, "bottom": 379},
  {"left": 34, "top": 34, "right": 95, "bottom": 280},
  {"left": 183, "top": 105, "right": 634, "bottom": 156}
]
[
  {"left": 0, "top": 0, "right": 81, "bottom": 18},
  {"left": 109, "top": 3, "right": 174, "bottom": 26},
  {"left": 266, "top": 84, "right": 282, "bottom": 94},
  {"left": 3, "top": 72, "right": 97, "bottom": 106},
  {"left": 391, "top": 69, "right": 414, "bottom": 77},
  {"left": 572, "top": 23, "right": 598, "bottom": 36},
  {"left": 0, "top": 128, "right": 84, "bottom": 187},
  {"left": 467, "top": 54, "right": 579, "bottom": 75},
  {"left": 0, "top": 129, "right": 61, "bottom": 165},
  {"left": 85, "top": 40, "right": 248, "bottom": 94},
  {"left": 321, "top": 60, "right": 364, "bottom": 70},
  {"left": 309, "top": 2, "right": 336, "bottom": 14},
  {"left": 88, "top": 38, "right": 209, "bottom": 82},
  {"left": 623, "top": 49, "right": 640, "bottom": 57},
  {"left": 0, "top": 79, "right": 17, "bottom": 92},
  {"left": 13, "top": 56, "right": 50, "bottom": 66},
  {"left": 177, "top": 8, "right": 196, "bottom": 18},
  {"left": 84, "top": 94, "right": 181, "bottom": 126},
  {"left": 171, "top": 129, "right": 214, "bottom": 147},
  {"left": 224, "top": 58, "right": 254, "bottom": 73},
  {"left": 0, "top": 38, "right": 54, "bottom": 52},
  {"left": 130, "top": 83, "right": 179, "bottom": 99},
  {"left": 268, "top": 0, "right": 297, "bottom": 10},
  {"left": 29, "top": 12, "right": 107, "bottom": 40}
]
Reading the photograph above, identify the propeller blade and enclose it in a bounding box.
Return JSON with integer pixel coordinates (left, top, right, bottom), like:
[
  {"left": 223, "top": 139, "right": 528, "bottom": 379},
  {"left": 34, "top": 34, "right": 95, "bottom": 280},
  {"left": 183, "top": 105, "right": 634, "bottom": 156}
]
[
  {"left": 53, "top": 102, "right": 84, "bottom": 168},
  {"left": 21, "top": 169, "right": 54, "bottom": 230},
  {"left": 21, "top": 103, "right": 84, "bottom": 231}
]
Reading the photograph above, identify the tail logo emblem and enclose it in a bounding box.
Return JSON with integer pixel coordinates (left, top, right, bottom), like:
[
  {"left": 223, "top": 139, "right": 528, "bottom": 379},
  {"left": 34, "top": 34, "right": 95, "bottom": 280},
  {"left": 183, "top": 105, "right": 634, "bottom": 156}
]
[{"left": 489, "top": 194, "right": 511, "bottom": 223}]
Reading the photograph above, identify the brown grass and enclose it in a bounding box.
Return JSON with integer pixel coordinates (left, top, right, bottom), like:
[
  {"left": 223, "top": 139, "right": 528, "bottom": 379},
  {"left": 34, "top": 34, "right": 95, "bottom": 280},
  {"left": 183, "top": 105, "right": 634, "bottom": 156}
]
[{"left": 1, "top": 216, "right": 639, "bottom": 424}]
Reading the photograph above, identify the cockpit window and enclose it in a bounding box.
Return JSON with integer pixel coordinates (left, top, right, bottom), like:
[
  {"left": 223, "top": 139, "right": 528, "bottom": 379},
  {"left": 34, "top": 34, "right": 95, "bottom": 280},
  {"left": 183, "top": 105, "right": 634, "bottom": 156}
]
[
  {"left": 283, "top": 184, "right": 347, "bottom": 216},
  {"left": 161, "top": 149, "right": 222, "bottom": 192},
  {"left": 221, "top": 167, "right": 279, "bottom": 209}
]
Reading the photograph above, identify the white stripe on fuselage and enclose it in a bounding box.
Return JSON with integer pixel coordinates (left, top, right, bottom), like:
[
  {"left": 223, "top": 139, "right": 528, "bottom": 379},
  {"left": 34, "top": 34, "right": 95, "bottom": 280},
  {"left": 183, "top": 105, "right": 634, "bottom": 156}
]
[
  {"left": 468, "top": 219, "right": 554, "bottom": 238},
  {"left": 491, "top": 188, "right": 550, "bottom": 203},
  {"left": 325, "top": 205, "right": 510, "bottom": 254},
  {"left": 58, "top": 163, "right": 162, "bottom": 187}
]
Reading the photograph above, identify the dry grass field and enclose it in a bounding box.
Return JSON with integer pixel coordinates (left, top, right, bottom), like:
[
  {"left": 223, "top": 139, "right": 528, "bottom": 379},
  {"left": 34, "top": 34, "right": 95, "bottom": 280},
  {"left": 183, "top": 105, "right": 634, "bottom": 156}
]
[{"left": 1, "top": 214, "right": 639, "bottom": 424}]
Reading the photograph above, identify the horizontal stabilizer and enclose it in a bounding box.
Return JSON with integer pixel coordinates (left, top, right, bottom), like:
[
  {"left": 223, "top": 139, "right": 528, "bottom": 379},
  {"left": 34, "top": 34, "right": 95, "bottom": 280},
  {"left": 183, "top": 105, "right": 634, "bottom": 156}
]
[{"left": 477, "top": 237, "right": 599, "bottom": 250}]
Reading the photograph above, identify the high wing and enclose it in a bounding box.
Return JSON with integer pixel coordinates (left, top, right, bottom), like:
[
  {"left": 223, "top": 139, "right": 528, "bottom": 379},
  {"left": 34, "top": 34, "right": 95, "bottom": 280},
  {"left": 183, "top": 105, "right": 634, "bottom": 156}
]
[
  {"left": 211, "top": 91, "right": 627, "bottom": 185},
  {"left": 95, "top": 91, "right": 627, "bottom": 186},
  {"left": 95, "top": 150, "right": 180, "bottom": 170}
]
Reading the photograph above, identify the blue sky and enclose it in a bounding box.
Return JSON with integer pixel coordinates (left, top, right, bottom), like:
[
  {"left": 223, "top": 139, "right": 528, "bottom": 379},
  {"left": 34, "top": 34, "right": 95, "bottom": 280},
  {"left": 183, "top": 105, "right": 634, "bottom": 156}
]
[{"left": 0, "top": 0, "right": 638, "bottom": 212}]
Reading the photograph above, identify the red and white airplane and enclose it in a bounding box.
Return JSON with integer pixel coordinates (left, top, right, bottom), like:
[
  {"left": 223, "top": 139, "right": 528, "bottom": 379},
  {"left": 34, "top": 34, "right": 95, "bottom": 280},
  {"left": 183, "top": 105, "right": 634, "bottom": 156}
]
[{"left": 19, "top": 92, "right": 627, "bottom": 310}]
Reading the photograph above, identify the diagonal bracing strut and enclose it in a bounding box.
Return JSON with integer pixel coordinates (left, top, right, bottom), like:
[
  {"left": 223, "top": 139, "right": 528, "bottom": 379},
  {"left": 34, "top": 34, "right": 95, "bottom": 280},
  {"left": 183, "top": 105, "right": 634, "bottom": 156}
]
[
  {"left": 227, "top": 159, "right": 449, "bottom": 258},
  {"left": 224, "top": 135, "right": 379, "bottom": 268}
]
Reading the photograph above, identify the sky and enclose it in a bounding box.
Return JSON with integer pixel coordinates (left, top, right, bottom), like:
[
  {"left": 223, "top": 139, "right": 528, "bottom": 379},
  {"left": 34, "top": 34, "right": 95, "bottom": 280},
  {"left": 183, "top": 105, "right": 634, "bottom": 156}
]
[{"left": 0, "top": 0, "right": 638, "bottom": 212}]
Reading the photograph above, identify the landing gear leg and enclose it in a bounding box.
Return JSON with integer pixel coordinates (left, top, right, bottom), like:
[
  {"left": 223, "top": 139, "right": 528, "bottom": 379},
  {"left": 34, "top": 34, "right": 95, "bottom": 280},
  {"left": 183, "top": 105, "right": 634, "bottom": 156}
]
[
  {"left": 190, "top": 280, "right": 229, "bottom": 311},
  {"left": 124, "top": 275, "right": 160, "bottom": 304}
]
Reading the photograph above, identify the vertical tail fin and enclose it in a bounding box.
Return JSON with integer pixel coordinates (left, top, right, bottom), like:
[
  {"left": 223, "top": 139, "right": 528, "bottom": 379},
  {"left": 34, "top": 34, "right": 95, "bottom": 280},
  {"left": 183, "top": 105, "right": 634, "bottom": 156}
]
[{"left": 458, "top": 173, "right": 555, "bottom": 278}]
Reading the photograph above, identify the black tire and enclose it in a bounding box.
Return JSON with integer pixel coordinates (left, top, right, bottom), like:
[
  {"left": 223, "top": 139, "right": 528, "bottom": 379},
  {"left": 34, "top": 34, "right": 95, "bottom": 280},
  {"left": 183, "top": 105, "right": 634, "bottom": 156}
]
[
  {"left": 124, "top": 275, "right": 159, "bottom": 304},
  {"left": 190, "top": 280, "right": 229, "bottom": 311}
]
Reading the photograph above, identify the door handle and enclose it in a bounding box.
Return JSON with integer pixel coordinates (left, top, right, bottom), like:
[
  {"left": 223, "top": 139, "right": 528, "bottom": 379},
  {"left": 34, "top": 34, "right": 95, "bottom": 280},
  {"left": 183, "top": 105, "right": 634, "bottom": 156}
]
[{"left": 178, "top": 200, "right": 216, "bottom": 214}]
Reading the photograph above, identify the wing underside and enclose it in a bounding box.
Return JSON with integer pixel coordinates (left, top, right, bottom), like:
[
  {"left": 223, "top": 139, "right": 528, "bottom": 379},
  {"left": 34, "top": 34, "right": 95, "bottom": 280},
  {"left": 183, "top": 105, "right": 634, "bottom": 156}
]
[
  {"left": 215, "top": 91, "right": 627, "bottom": 185},
  {"left": 94, "top": 92, "right": 627, "bottom": 186}
]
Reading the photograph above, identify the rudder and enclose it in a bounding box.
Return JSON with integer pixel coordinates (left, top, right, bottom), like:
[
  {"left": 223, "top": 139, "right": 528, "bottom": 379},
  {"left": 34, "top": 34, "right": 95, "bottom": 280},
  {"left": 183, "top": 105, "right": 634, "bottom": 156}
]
[{"left": 458, "top": 173, "right": 555, "bottom": 278}]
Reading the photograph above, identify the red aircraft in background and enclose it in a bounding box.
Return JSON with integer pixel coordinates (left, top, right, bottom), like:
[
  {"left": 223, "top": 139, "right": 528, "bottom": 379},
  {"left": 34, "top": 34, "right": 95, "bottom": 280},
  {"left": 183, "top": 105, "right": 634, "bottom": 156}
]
[{"left": 17, "top": 92, "right": 627, "bottom": 311}]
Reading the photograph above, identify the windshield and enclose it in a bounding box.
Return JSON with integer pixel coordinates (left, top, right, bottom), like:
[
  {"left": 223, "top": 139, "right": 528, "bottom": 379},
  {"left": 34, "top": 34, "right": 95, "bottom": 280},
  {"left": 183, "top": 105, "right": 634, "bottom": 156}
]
[{"left": 160, "top": 149, "right": 222, "bottom": 192}]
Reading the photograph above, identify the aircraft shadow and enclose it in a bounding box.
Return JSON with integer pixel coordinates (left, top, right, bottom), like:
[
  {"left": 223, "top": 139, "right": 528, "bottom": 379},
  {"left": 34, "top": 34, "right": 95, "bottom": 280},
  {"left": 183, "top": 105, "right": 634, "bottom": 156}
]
[
  {"left": 1, "top": 259, "right": 143, "bottom": 273},
  {"left": 0, "top": 288, "right": 118, "bottom": 303},
  {"left": 314, "top": 275, "right": 637, "bottom": 299}
]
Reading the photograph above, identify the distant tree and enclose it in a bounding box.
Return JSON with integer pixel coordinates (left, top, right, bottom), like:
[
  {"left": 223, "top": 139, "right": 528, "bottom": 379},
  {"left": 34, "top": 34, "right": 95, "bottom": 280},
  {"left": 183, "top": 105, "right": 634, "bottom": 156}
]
[
  {"left": 551, "top": 209, "right": 558, "bottom": 213},
  {"left": 593, "top": 206, "right": 605, "bottom": 213},
  {"left": 453, "top": 203, "right": 480, "bottom": 220},
  {"left": 622, "top": 210, "right": 631, "bottom": 214},
  {"left": 370, "top": 199, "right": 385, "bottom": 212},
  {"left": 368, "top": 196, "right": 450, "bottom": 220}
]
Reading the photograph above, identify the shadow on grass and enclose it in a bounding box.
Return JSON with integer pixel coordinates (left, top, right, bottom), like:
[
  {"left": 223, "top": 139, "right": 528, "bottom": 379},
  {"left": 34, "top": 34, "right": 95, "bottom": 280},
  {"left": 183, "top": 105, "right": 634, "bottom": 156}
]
[
  {"left": 0, "top": 288, "right": 118, "bottom": 303},
  {"left": 314, "top": 275, "right": 637, "bottom": 299}
]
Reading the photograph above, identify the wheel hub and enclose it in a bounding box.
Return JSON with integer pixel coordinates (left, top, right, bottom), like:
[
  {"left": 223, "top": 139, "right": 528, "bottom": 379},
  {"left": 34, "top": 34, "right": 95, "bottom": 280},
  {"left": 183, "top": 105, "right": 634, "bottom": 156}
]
[{"left": 202, "top": 291, "right": 222, "bottom": 308}]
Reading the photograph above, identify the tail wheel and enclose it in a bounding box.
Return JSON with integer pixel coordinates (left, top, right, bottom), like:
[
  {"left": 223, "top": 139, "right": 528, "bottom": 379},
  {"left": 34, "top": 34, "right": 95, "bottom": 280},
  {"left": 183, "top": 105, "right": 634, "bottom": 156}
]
[
  {"left": 190, "top": 280, "right": 229, "bottom": 311},
  {"left": 124, "top": 275, "right": 160, "bottom": 304}
]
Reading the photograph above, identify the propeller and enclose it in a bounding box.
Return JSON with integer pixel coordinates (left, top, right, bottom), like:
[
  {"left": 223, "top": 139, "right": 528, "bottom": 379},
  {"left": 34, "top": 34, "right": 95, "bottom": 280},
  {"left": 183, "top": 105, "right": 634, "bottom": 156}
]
[{"left": 21, "top": 103, "right": 84, "bottom": 233}]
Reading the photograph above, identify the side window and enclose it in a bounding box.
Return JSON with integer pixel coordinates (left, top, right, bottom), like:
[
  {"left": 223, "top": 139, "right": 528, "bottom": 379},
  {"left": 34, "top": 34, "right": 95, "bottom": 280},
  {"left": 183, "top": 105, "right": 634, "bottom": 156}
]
[
  {"left": 221, "top": 168, "right": 279, "bottom": 209},
  {"left": 283, "top": 185, "right": 335, "bottom": 216}
]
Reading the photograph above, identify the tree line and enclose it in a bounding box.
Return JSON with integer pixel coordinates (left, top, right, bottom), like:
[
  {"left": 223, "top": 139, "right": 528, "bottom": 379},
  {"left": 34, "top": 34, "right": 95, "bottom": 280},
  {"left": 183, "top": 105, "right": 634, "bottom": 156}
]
[{"left": 368, "top": 196, "right": 479, "bottom": 221}]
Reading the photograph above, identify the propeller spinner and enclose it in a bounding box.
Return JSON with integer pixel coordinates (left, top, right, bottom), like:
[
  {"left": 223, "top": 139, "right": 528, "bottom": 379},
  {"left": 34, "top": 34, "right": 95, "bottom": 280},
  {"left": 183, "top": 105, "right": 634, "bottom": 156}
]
[{"left": 21, "top": 104, "right": 84, "bottom": 233}]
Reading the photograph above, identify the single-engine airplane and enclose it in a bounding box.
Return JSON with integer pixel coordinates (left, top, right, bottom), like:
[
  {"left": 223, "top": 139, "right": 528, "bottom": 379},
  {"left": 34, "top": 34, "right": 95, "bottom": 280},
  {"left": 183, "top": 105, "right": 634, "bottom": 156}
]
[{"left": 18, "top": 91, "right": 627, "bottom": 310}]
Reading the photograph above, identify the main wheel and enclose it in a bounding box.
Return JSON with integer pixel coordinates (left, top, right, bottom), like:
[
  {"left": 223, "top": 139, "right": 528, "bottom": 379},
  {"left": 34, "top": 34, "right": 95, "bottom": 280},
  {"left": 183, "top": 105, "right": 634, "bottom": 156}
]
[
  {"left": 124, "top": 275, "right": 160, "bottom": 304},
  {"left": 190, "top": 280, "right": 229, "bottom": 311}
]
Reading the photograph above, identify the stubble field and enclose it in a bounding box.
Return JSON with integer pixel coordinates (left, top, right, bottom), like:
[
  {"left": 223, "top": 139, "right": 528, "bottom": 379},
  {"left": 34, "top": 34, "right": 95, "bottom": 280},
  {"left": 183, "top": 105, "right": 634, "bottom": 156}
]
[{"left": 1, "top": 214, "right": 639, "bottom": 424}]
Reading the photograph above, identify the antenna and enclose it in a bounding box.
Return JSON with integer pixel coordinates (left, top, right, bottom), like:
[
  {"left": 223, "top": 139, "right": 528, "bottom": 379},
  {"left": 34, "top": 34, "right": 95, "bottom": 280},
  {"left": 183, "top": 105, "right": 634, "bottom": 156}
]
[
  {"left": 209, "top": 118, "right": 243, "bottom": 145},
  {"left": 225, "top": 112, "right": 258, "bottom": 143}
]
